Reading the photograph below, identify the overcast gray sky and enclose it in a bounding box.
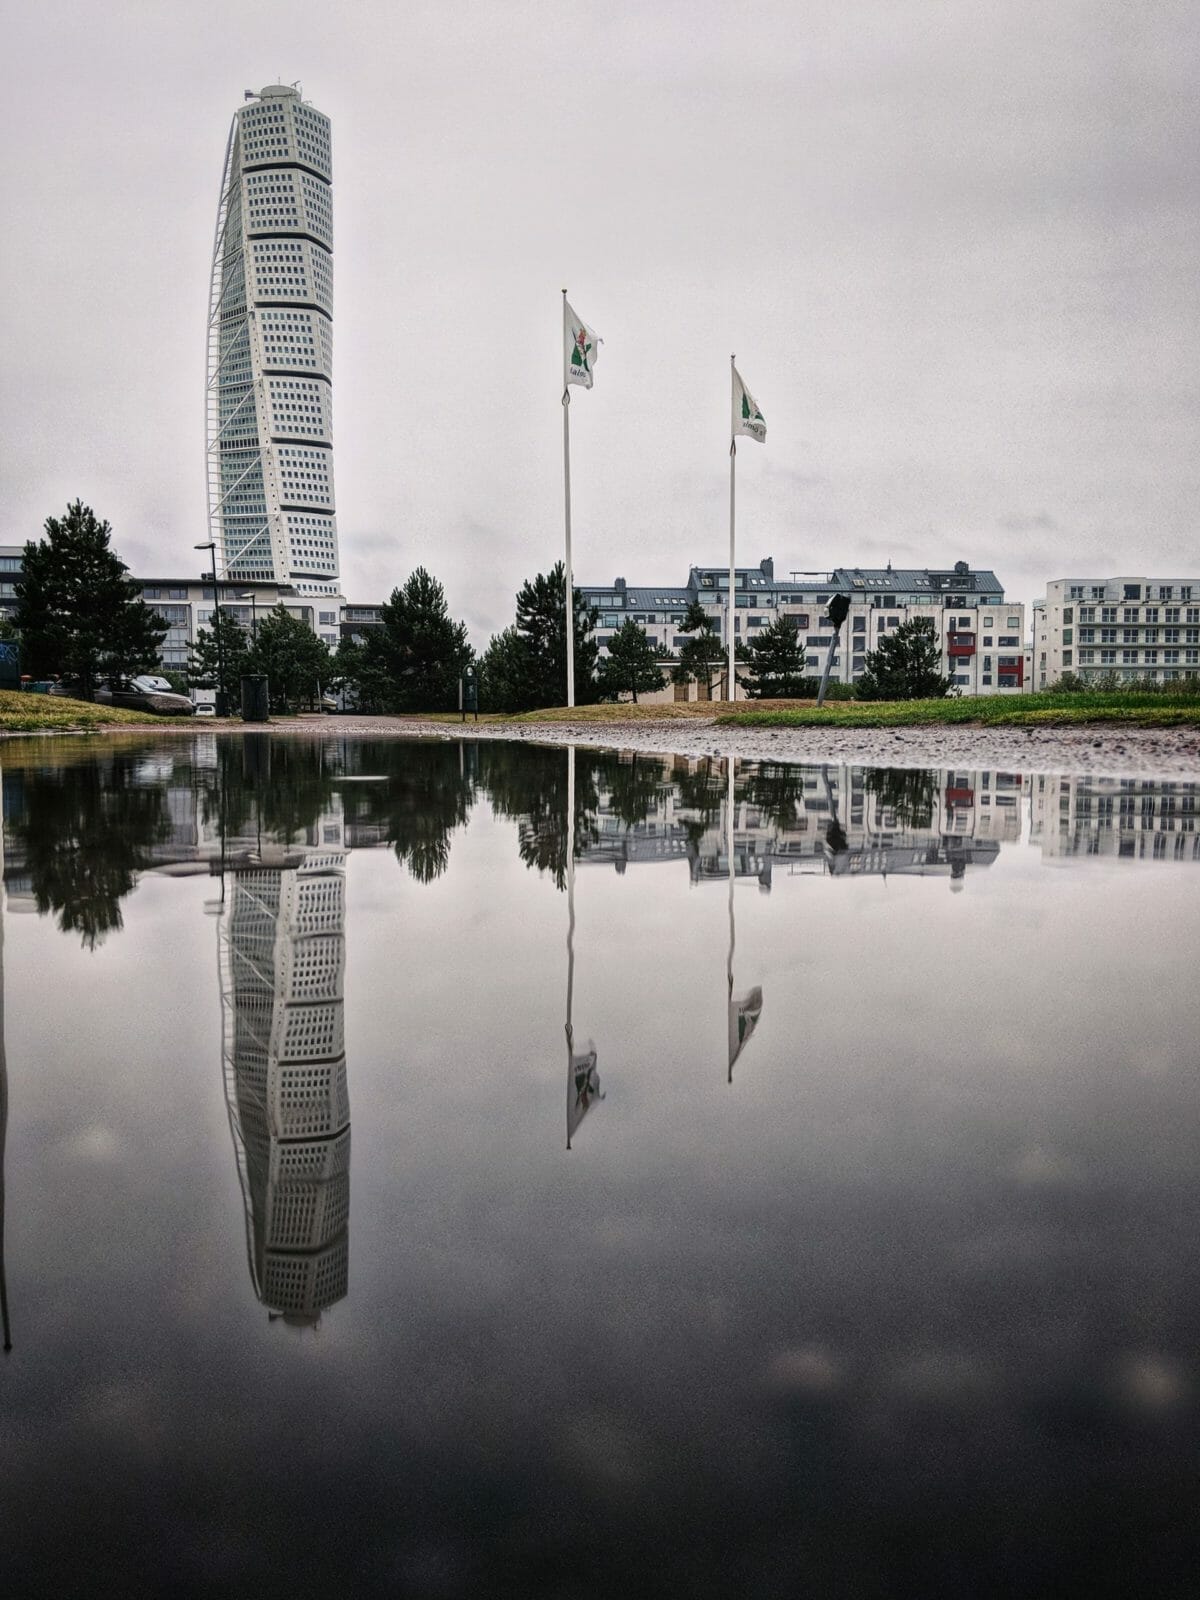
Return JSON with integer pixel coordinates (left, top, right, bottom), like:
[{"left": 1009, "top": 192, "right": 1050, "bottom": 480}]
[{"left": 2, "top": 1, "right": 1197, "bottom": 643}]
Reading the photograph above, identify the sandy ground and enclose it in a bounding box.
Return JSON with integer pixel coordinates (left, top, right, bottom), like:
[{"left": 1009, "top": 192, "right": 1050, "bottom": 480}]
[{"left": 256, "top": 714, "right": 1200, "bottom": 777}]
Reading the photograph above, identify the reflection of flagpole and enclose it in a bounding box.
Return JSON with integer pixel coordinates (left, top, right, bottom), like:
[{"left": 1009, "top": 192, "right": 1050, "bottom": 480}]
[
  {"left": 727, "top": 754, "right": 735, "bottom": 1083},
  {"left": 566, "top": 743, "right": 576, "bottom": 1147},
  {"left": 1, "top": 759, "right": 11, "bottom": 1352}
]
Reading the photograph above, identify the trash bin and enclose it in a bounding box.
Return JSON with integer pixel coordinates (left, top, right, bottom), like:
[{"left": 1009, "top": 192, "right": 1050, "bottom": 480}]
[{"left": 240, "top": 674, "right": 270, "bottom": 722}]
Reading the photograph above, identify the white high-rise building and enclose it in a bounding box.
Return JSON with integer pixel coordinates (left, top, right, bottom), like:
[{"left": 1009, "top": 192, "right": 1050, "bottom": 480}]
[
  {"left": 1031, "top": 576, "right": 1200, "bottom": 688},
  {"left": 206, "top": 84, "right": 341, "bottom": 600}
]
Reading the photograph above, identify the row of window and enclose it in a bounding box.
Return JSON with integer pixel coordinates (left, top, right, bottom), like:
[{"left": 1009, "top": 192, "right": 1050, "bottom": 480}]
[
  {"left": 1068, "top": 584, "right": 1194, "bottom": 602},
  {"left": 1067, "top": 606, "right": 1199, "bottom": 624}
]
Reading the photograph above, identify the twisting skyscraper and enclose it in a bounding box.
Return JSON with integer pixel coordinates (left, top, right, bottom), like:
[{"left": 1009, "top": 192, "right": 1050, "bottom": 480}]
[{"left": 206, "top": 84, "right": 340, "bottom": 598}]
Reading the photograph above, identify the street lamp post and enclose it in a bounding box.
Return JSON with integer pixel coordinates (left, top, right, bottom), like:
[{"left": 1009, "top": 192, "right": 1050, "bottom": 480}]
[
  {"left": 194, "top": 541, "right": 226, "bottom": 716},
  {"left": 239, "top": 591, "right": 258, "bottom": 642}
]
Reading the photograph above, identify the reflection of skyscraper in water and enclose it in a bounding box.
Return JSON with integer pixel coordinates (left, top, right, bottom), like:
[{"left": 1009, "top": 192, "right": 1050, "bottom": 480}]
[{"left": 221, "top": 841, "right": 349, "bottom": 1325}]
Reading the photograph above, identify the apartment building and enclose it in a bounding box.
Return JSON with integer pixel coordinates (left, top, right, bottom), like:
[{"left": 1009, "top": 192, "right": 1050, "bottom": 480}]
[
  {"left": 1032, "top": 575, "right": 1200, "bottom": 688},
  {"left": 579, "top": 558, "right": 1025, "bottom": 698}
]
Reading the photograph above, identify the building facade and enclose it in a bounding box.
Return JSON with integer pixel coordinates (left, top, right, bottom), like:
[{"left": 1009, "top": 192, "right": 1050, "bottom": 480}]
[
  {"left": 579, "top": 559, "right": 1025, "bottom": 698},
  {"left": 207, "top": 84, "right": 342, "bottom": 602},
  {"left": 1032, "top": 576, "right": 1200, "bottom": 688}
]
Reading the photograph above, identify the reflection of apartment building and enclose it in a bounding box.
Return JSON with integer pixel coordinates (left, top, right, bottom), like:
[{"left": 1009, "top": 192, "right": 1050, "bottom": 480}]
[
  {"left": 579, "top": 559, "right": 1026, "bottom": 699},
  {"left": 1029, "top": 775, "right": 1200, "bottom": 863},
  {"left": 579, "top": 760, "right": 1021, "bottom": 885},
  {"left": 1032, "top": 576, "right": 1200, "bottom": 689},
  {"left": 222, "top": 838, "right": 350, "bottom": 1325}
]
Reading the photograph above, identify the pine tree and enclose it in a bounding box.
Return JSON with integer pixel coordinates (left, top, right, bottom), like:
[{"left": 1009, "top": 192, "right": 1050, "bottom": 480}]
[
  {"left": 246, "top": 605, "right": 332, "bottom": 712},
  {"left": 598, "top": 619, "right": 670, "bottom": 703},
  {"left": 740, "top": 616, "right": 814, "bottom": 698},
  {"left": 188, "top": 608, "right": 251, "bottom": 708},
  {"left": 480, "top": 563, "right": 599, "bottom": 711},
  {"left": 671, "top": 599, "right": 724, "bottom": 699},
  {"left": 360, "top": 567, "right": 473, "bottom": 712},
  {"left": 854, "top": 617, "right": 952, "bottom": 701},
  {"left": 14, "top": 501, "right": 168, "bottom": 697}
]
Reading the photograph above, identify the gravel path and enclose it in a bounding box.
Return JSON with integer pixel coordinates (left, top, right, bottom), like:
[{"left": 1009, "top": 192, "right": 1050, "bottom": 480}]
[{"left": 268, "top": 715, "right": 1200, "bottom": 777}]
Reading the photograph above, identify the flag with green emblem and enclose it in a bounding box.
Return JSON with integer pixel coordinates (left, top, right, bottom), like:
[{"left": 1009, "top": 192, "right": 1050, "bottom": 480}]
[
  {"left": 732, "top": 366, "right": 766, "bottom": 443},
  {"left": 565, "top": 302, "right": 601, "bottom": 389}
]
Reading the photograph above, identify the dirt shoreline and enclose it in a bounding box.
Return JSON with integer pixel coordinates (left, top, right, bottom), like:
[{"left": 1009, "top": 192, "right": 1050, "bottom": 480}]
[
  {"left": 38, "top": 712, "right": 1194, "bottom": 777},
  {"left": 9, "top": 713, "right": 1200, "bottom": 774}
]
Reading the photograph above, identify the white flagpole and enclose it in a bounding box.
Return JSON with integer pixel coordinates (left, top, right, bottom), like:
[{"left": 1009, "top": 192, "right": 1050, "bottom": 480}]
[
  {"left": 565, "top": 743, "right": 576, "bottom": 1146},
  {"left": 727, "top": 754, "right": 735, "bottom": 1085},
  {"left": 728, "top": 355, "right": 737, "bottom": 704},
  {"left": 562, "top": 290, "right": 576, "bottom": 709}
]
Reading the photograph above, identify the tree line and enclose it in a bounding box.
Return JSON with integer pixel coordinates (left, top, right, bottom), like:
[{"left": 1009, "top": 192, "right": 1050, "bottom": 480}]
[{"left": 10, "top": 500, "right": 953, "bottom": 711}]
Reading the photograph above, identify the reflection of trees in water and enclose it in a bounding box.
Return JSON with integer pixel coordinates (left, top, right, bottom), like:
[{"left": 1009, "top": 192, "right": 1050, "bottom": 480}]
[
  {"left": 672, "top": 755, "right": 726, "bottom": 854},
  {"left": 191, "top": 737, "right": 337, "bottom": 847},
  {"left": 738, "top": 762, "right": 809, "bottom": 831},
  {"left": 12, "top": 756, "right": 169, "bottom": 949},
  {"left": 863, "top": 767, "right": 938, "bottom": 830},
  {"left": 591, "top": 750, "right": 667, "bottom": 831},
  {"left": 480, "top": 744, "right": 599, "bottom": 888},
  {"left": 373, "top": 742, "right": 475, "bottom": 884}
]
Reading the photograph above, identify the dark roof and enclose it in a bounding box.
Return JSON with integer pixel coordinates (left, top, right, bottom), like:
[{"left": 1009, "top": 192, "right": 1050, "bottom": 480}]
[{"left": 830, "top": 566, "right": 1004, "bottom": 595}]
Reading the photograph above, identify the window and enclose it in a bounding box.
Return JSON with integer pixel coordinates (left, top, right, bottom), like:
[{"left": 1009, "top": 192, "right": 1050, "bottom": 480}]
[
  {"left": 1062, "top": 650, "right": 1073, "bottom": 666},
  {"left": 998, "top": 635, "right": 1019, "bottom": 647},
  {"left": 1101, "top": 649, "right": 1116, "bottom": 664},
  {"left": 1159, "top": 585, "right": 1173, "bottom": 600},
  {"left": 852, "top": 616, "right": 865, "bottom": 631},
  {"left": 1102, "top": 606, "right": 1117, "bottom": 622},
  {"left": 1007, "top": 616, "right": 1019, "bottom": 628},
  {"left": 1166, "top": 608, "right": 1180, "bottom": 622},
  {"left": 982, "top": 674, "right": 992, "bottom": 685},
  {"left": 1144, "top": 607, "right": 1159, "bottom": 623},
  {"left": 142, "top": 586, "right": 160, "bottom": 599},
  {"left": 984, "top": 615, "right": 995, "bottom": 626},
  {"left": 319, "top": 611, "right": 336, "bottom": 625},
  {"left": 1061, "top": 609, "right": 1072, "bottom": 624},
  {"left": 957, "top": 616, "right": 970, "bottom": 628},
  {"left": 1079, "top": 607, "right": 1095, "bottom": 622},
  {"left": 1123, "top": 584, "right": 1142, "bottom": 600},
  {"left": 1062, "top": 629, "right": 1073, "bottom": 645}
]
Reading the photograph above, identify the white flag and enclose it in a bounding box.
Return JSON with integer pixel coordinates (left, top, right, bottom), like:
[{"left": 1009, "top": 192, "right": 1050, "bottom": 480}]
[
  {"left": 567, "top": 1042, "right": 603, "bottom": 1145},
  {"left": 728, "top": 986, "right": 763, "bottom": 1077},
  {"left": 732, "top": 366, "right": 766, "bottom": 443},
  {"left": 565, "top": 302, "right": 601, "bottom": 389}
]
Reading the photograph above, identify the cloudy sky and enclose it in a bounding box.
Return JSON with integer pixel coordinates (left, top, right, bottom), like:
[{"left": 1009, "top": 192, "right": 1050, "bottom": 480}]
[{"left": 3, "top": 1, "right": 1197, "bottom": 644}]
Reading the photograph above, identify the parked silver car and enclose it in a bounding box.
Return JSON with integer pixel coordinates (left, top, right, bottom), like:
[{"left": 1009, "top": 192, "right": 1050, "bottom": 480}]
[{"left": 48, "top": 678, "right": 195, "bottom": 716}]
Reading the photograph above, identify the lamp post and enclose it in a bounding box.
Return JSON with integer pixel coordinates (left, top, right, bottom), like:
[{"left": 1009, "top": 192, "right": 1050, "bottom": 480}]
[
  {"left": 239, "top": 591, "right": 258, "bottom": 643},
  {"left": 194, "top": 541, "right": 226, "bottom": 716}
]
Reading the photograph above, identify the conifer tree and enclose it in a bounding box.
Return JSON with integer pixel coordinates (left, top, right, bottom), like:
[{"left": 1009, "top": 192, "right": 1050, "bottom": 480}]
[{"left": 15, "top": 501, "right": 167, "bottom": 697}]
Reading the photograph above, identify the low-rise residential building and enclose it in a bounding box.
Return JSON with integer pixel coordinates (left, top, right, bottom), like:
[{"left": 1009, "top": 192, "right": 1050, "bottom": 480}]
[
  {"left": 579, "top": 558, "right": 1025, "bottom": 698},
  {"left": 1032, "top": 575, "right": 1200, "bottom": 688},
  {"left": 0, "top": 545, "right": 344, "bottom": 674}
]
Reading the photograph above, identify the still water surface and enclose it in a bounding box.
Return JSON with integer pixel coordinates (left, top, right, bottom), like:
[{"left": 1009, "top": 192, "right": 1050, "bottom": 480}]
[{"left": 2, "top": 734, "right": 1198, "bottom": 1595}]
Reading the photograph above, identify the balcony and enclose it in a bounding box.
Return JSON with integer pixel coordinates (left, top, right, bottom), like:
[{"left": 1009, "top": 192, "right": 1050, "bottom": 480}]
[{"left": 947, "top": 633, "right": 976, "bottom": 658}]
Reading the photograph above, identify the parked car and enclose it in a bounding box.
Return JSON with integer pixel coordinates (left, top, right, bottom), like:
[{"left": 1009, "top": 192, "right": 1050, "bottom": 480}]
[{"left": 48, "top": 678, "right": 195, "bottom": 716}]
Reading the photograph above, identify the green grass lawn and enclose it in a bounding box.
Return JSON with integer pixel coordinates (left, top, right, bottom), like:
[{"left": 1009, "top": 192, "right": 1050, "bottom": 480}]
[
  {"left": 717, "top": 690, "right": 1200, "bottom": 729},
  {"left": 0, "top": 690, "right": 163, "bottom": 732}
]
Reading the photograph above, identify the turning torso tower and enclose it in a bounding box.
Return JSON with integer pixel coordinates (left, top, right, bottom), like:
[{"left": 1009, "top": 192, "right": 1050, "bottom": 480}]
[{"left": 206, "top": 84, "right": 340, "bottom": 598}]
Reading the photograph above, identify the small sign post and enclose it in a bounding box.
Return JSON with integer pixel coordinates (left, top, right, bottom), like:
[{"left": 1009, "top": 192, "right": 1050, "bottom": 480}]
[
  {"left": 816, "top": 593, "right": 851, "bottom": 708},
  {"left": 461, "top": 665, "right": 478, "bottom": 723}
]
